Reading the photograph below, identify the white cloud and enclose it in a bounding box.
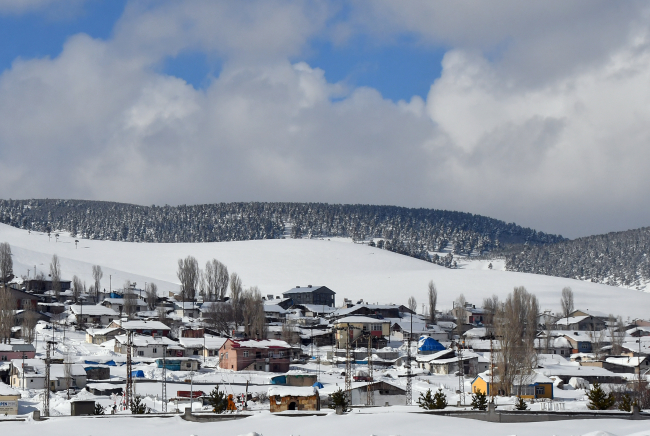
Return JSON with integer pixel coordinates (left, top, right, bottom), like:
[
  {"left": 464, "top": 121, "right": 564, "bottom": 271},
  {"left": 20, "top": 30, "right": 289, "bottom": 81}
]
[{"left": 1, "top": 1, "right": 650, "bottom": 238}]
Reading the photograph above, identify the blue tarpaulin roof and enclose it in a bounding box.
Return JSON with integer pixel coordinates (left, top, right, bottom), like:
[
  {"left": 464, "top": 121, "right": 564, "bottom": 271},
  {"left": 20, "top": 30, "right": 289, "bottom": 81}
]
[
  {"left": 131, "top": 370, "right": 145, "bottom": 378},
  {"left": 313, "top": 382, "right": 324, "bottom": 389},
  {"left": 418, "top": 336, "right": 445, "bottom": 352}
]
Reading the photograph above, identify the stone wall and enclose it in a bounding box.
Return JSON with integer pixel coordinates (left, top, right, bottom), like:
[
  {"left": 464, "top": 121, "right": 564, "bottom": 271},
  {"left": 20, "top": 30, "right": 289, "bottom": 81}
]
[{"left": 270, "top": 394, "right": 320, "bottom": 412}]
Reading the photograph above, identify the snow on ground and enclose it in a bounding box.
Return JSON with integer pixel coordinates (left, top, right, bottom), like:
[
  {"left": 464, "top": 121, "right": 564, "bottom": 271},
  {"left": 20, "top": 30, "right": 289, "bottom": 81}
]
[
  {"left": 3, "top": 409, "right": 650, "bottom": 436},
  {"left": 2, "top": 223, "right": 648, "bottom": 318}
]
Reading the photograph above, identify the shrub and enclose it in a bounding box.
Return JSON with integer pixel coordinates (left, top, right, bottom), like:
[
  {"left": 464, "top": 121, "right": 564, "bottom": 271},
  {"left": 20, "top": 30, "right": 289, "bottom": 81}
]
[
  {"left": 328, "top": 388, "right": 350, "bottom": 412},
  {"left": 130, "top": 395, "right": 151, "bottom": 414},
  {"left": 514, "top": 397, "right": 528, "bottom": 410},
  {"left": 471, "top": 389, "right": 488, "bottom": 411},
  {"left": 587, "top": 382, "right": 616, "bottom": 410},
  {"left": 618, "top": 393, "right": 633, "bottom": 412},
  {"left": 208, "top": 385, "right": 228, "bottom": 413},
  {"left": 94, "top": 403, "right": 105, "bottom": 415}
]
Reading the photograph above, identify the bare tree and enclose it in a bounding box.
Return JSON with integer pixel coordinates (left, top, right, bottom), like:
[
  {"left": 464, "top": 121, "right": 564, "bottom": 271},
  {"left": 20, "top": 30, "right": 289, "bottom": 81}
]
[
  {"left": 242, "top": 286, "right": 265, "bottom": 339},
  {"left": 71, "top": 275, "right": 83, "bottom": 303},
  {"left": 145, "top": 283, "right": 158, "bottom": 311},
  {"left": 282, "top": 320, "right": 297, "bottom": 345},
  {"left": 453, "top": 294, "right": 467, "bottom": 324},
  {"left": 482, "top": 295, "right": 500, "bottom": 335},
  {"left": 0, "top": 287, "right": 14, "bottom": 343},
  {"left": 495, "top": 286, "right": 539, "bottom": 396},
  {"left": 608, "top": 314, "right": 625, "bottom": 355},
  {"left": 407, "top": 296, "right": 417, "bottom": 313},
  {"left": 589, "top": 327, "right": 606, "bottom": 360},
  {"left": 157, "top": 306, "right": 169, "bottom": 325},
  {"left": 427, "top": 281, "right": 437, "bottom": 324},
  {"left": 64, "top": 353, "right": 72, "bottom": 399},
  {"left": 50, "top": 254, "right": 61, "bottom": 300},
  {"left": 22, "top": 300, "right": 38, "bottom": 343},
  {"left": 560, "top": 287, "right": 574, "bottom": 329},
  {"left": 229, "top": 272, "right": 243, "bottom": 327},
  {"left": 0, "top": 242, "right": 12, "bottom": 288},
  {"left": 177, "top": 256, "right": 200, "bottom": 301},
  {"left": 122, "top": 280, "right": 136, "bottom": 319},
  {"left": 216, "top": 261, "right": 229, "bottom": 300},
  {"left": 204, "top": 261, "right": 216, "bottom": 301},
  {"left": 92, "top": 265, "right": 103, "bottom": 303},
  {"left": 203, "top": 301, "right": 232, "bottom": 334}
]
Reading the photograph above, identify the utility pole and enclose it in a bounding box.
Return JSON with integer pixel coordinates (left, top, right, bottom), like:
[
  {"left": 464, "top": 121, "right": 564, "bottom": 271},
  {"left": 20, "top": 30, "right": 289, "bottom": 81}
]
[
  {"left": 126, "top": 331, "right": 133, "bottom": 410},
  {"left": 399, "top": 313, "right": 416, "bottom": 405},
  {"left": 162, "top": 344, "right": 167, "bottom": 413},
  {"left": 457, "top": 340, "right": 465, "bottom": 405},
  {"left": 366, "top": 332, "right": 374, "bottom": 406},
  {"left": 43, "top": 340, "right": 55, "bottom": 417}
]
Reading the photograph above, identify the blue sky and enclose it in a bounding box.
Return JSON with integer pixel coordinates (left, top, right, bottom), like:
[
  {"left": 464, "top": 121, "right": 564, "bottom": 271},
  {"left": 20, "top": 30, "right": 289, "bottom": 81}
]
[
  {"left": 1, "top": 1, "right": 445, "bottom": 101},
  {"left": 0, "top": 1, "right": 649, "bottom": 238}
]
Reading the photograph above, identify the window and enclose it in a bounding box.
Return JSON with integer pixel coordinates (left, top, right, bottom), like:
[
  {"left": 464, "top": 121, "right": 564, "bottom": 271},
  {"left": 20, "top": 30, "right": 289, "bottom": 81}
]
[
  {"left": 279, "top": 351, "right": 285, "bottom": 357},
  {"left": 153, "top": 348, "right": 158, "bottom": 353},
  {"left": 243, "top": 351, "right": 249, "bottom": 358},
  {"left": 186, "top": 363, "right": 191, "bottom": 368},
  {"left": 1, "top": 356, "right": 6, "bottom": 361},
  {"left": 138, "top": 351, "right": 144, "bottom": 356},
  {"left": 371, "top": 324, "right": 382, "bottom": 332},
  {"left": 535, "top": 386, "right": 545, "bottom": 396}
]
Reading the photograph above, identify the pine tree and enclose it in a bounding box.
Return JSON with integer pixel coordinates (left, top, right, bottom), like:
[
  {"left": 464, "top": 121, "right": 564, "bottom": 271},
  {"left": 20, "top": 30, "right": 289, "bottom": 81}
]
[
  {"left": 130, "top": 395, "right": 151, "bottom": 414},
  {"left": 328, "top": 388, "right": 349, "bottom": 412},
  {"left": 433, "top": 388, "right": 448, "bottom": 409},
  {"left": 94, "top": 403, "right": 105, "bottom": 415},
  {"left": 618, "top": 393, "right": 633, "bottom": 412},
  {"left": 471, "top": 389, "right": 488, "bottom": 411},
  {"left": 208, "top": 385, "right": 228, "bottom": 414},
  {"left": 417, "top": 389, "right": 436, "bottom": 410},
  {"left": 587, "top": 382, "right": 616, "bottom": 410},
  {"left": 514, "top": 396, "right": 528, "bottom": 410}
]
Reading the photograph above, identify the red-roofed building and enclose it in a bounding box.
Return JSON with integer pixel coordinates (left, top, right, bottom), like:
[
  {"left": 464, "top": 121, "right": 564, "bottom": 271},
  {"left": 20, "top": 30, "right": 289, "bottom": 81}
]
[{"left": 218, "top": 339, "right": 291, "bottom": 372}]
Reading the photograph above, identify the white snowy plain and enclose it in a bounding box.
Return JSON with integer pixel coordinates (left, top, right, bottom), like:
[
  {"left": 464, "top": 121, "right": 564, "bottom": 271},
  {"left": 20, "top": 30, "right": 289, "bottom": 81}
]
[
  {"left": 4, "top": 410, "right": 650, "bottom": 436},
  {"left": 2, "top": 223, "right": 649, "bottom": 319}
]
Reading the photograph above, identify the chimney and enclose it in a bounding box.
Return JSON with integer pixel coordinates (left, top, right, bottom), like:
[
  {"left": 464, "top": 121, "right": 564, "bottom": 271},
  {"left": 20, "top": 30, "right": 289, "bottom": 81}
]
[
  {"left": 308, "top": 285, "right": 312, "bottom": 288},
  {"left": 296, "top": 285, "right": 300, "bottom": 288}
]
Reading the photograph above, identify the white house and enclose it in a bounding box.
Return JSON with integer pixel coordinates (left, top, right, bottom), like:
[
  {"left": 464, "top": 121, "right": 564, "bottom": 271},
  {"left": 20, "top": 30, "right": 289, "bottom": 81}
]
[
  {"left": 70, "top": 305, "right": 119, "bottom": 326},
  {"left": 114, "top": 334, "right": 183, "bottom": 358},
  {"left": 10, "top": 359, "right": 87, "bottom": 391}
]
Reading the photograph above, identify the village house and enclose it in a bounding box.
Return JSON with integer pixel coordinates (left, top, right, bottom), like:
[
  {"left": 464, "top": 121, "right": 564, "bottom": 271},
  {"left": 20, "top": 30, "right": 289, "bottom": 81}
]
[
  {"left": 416, "top": 348, "right": 486, "bottom": 376},
  {"left": 70, "top": 304, "right": 119, "bottom": 326},
  {"left": 334, "top": 316, "right": 390, "bottom": 349},
  {"left": 283, "top": 285, "right": 336, "bottom": 307},
  {"left": 85, "top": 327, "right": 124, "bottom": 345},
  {"left": 101, "top": 297, "right": 147, "bottom": 315},
  {"left": 471, "top": 372, "right": 554, "bottom": 399},
  {"left": 0, "top": 343, "right": 36, "bottom": 362},
  {"left": 268, "top": 386, "right": 320, "bottom": 412},
  {"left": 218, "top": 339, "right": 291, "bottom": 372},
  {"left": 174, "top": 301, "right": 200, "bottom": 318},
  {"left": 347, "top": 381, "right": 406, "bottom": 406},
  {"left": 108, "top": 320, "right": 171, "bottom": 338},
  {"left": 113, "top": 334, "right": 182, "bottom": 358},
  {"left": 178, "top": 335, "right": 228, "bottom": 358},
  {"left": 154, "top": 357, "right": 201, "bottom": 371},
  {"left": 10, "top": 359, "right": 87, "bottom": 391},
  {"left": 0, "top": 382, "right": 20, "bottom": 415}
]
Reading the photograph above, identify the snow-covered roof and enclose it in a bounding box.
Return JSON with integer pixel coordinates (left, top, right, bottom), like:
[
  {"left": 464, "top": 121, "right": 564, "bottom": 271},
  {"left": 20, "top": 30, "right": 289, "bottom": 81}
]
[
  {"left": 115, "top": 334, "right": 180, "bottom": 348},
  {"left": 335, "top": 316, "right": 389, "bottom": 324},
  {"left": 179, "top": 335, "right": 228, "bottom": 350},
  {"left": 0, "top": 381, "right": 20, "bottom": 397},
  {"left": 464, "top": 327, "right": 487, "bottom": 338},
  {"left": 605, "top": 356, "right": 646, "bottom": 367},
  {"left": 227, "top": 339, "right": 291, "bottom": 349},
  {"left": 113, "top": 320, "right": 170, "bottom": 330},
  {"left": 11, "top": 359, "right": 86, "bottom": 377},
  {"left": 86, "top": 327, "right": 123, "bottom": 336},
  {"left": 70, "top": 304, "right": 119, "bottom": 316},
  {"left": 268, "top": 386, "right": 317, "bottom": 397},
  {"left": 283, "top": 286, "right": 332, "bottom": 295},
  {"left": 333, "top": 304, "right": 401, "bottom": 317},
  {"left": 263, "top": 304, "right": 289, "bottom": 314},
  {"left": 294, "top": 304, "right": 336, "bottom": 313},
  {"left": 103, "top": 297, "right": 147, "bottom": 306}
]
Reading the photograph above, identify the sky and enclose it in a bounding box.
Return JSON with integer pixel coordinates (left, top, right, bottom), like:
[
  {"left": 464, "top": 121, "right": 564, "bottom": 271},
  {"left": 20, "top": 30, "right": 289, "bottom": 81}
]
[{"left": 0, "top": 1, "right": 649, "bottom": 239}]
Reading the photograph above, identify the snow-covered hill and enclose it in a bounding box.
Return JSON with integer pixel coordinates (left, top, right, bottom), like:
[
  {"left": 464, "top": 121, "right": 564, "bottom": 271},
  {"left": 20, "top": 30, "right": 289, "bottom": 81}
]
[{"left": 1, "top": 223, "right": 648, "bottom": 319}]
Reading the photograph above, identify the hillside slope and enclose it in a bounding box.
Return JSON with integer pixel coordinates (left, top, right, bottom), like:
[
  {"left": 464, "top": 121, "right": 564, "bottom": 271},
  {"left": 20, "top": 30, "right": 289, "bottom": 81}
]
[
  {"left": 505, "top": 227, "right": 650, "bottom": 290},
  {"left": 0, "top": 199, "right": 564, "bottom": 264},
  {"left": 1, "top": 223, "right": 647, "bottom": 319}
]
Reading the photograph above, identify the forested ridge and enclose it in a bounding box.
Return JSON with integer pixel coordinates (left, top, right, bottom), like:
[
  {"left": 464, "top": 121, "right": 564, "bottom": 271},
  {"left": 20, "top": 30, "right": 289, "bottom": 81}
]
[
  {"left": 0, "top": 199, "right": 562, "bottom": 266},
  {"left": 505, "top": 227, "right": 650, "bottom": 289}
]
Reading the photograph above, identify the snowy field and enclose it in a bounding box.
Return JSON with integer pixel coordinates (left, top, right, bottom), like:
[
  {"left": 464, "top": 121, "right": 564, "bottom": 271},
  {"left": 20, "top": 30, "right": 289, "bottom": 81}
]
[
  {"left": 2, "top": 222, "right": 648, "bottom": 318},
  {"left": 3, "top": 410, "right": 650, "bottom": 436}
]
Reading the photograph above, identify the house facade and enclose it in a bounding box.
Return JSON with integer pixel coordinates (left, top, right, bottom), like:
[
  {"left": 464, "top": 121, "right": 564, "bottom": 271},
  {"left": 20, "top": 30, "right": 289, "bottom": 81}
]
[
  {"left": 282, "top": 286, "right": 335, "bottom": 307},
  {"left": 218, "top": 339, "right": 291, "bottom": 372},
  {"left": 334, "top": 316, "right": 390, "bottom": 349}
]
